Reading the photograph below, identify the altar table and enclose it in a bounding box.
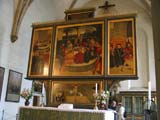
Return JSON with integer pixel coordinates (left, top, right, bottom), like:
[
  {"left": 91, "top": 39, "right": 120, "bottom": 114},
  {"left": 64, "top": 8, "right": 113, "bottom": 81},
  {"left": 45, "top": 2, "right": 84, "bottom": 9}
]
[{"left": 18, "top": 106, "right": 114, "bottom": 120}]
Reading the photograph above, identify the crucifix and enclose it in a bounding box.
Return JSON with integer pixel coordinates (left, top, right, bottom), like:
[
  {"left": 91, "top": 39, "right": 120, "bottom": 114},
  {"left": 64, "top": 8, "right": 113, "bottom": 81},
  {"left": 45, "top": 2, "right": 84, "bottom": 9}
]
[{"left": 99, "top": 1, "right": 115, "bottom": 11}]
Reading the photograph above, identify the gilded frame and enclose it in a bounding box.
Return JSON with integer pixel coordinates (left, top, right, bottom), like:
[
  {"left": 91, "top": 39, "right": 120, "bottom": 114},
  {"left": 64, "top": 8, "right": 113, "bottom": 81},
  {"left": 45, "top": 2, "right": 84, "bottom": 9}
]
[
  {"left": 27, "top": 27, "right": 53, "bottom": 78},
  {"left": 52, "top": 19, "right": 105, "bottom": 77},
  {"left": 107, "top": 17, "right": 137, "bottom": 78},
  {"left": 5, "top": 70, "right": 22, "bottom": 102},
  {"left": 0, "top": 67, "right": 5, "bottom": 101},
  {"left": 48, "top": 80, "right": 104, "bottom": 107}
]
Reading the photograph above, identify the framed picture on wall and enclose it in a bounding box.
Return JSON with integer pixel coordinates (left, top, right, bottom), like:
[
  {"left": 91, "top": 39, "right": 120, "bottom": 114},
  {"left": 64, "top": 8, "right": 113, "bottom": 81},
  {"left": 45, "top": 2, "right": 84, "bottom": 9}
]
[
  {"left": 107, "top": 17, "right": 137, "bottom": 78},
  {"left": 32, "top": 80, "right": 43, "bottom": 93},
  {"left": 0, "top": 67, "right": 5, "bottom": 101},
  {"left": 5, "top": 70, "right": 22, "bottom": 102},
  {"left": 48, "top": 80, "right": 104, "bottom": 107},
  {"left": 27, "top": 27, "right": 53, "bottom": 78},
  {"left": 52, "top": 19, "right": 105, "bottom": 77}
]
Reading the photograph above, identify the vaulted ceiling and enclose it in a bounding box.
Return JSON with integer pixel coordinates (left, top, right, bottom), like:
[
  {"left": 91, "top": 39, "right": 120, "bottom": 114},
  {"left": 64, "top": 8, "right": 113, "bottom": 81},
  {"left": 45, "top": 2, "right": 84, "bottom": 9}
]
[{"left": 11, "top": 0, "right": 152, "bottom": 43}]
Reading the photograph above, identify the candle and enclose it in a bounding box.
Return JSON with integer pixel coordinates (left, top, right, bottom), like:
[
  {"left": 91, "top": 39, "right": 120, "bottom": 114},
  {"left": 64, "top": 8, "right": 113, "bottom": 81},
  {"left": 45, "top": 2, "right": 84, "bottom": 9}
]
[
  {"left": 148, "top": 81, "right": 151, "bottom": 100},
  {"left": 42, "top": 83, "right": 45, "bottom": 95},
  {"left": 95, "top": 83, "right": 98, "bottom": 94},
  {"left": 42, "top": 83, "right": 46, "bottom": 107},
  {"left": 148, "top": 81, "right": 151, "bottom": 109}
]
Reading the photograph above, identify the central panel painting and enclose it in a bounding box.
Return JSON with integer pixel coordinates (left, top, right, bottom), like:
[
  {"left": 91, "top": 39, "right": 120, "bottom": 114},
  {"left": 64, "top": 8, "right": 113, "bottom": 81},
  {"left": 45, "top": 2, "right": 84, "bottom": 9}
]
[{"left": 52, "top": 20, "right": 104, "bottom": 77}]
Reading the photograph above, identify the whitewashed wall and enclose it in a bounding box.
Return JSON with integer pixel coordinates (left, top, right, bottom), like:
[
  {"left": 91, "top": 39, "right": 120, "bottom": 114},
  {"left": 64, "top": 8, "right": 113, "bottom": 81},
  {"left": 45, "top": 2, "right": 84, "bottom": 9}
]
[
  {"left": 0, "top": 0, "right": 72, "bottom": 119},
  {"left": 0, "top": 0, "right": 155, "bottom": 119}
]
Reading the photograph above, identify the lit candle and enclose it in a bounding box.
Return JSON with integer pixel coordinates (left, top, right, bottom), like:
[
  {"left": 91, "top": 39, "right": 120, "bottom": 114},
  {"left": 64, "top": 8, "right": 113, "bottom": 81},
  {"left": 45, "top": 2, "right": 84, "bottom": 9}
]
[{"left": 95, "top": 83, "right": 98, "bottom": 94}]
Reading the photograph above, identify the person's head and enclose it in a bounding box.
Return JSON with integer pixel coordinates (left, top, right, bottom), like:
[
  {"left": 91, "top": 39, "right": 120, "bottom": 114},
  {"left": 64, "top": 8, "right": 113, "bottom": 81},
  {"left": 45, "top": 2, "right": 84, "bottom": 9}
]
[
  {"left": 111, "top": 100, "right": 117, "bottom": 107},
  {"left": 116, "top": 44, "right": 122, "bottom": 49},
  {"left": 67, "top": 40, "right": 71, "bottom": 44},
  {"left": 126, "top": 42, "right": 132, "bottom": 48},
  {"left": 118, "top": 102, "right": 122, "bottom": 107}
]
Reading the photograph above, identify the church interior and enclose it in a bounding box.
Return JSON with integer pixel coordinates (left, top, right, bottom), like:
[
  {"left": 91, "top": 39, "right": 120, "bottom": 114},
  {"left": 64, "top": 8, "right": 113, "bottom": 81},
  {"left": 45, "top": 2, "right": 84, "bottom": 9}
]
[{"left": 0, "top": 0, "right": 160, "bottom": 120}]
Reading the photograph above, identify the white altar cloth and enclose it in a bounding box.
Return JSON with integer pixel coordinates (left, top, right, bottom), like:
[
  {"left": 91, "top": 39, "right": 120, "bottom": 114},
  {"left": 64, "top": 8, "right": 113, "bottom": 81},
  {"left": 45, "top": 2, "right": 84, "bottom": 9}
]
[{"left": 18, "top": 106, "right": 114, "bottom": 120}]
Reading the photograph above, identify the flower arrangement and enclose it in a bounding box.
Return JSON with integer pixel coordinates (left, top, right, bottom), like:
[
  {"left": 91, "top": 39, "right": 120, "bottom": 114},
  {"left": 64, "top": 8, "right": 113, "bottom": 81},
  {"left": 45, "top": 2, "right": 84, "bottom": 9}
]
[
  {"left": 93, "top": 90, "right": 110, "bottom": 104},
  {"left": 20, "top": 88, "right": 33, "bottom": 100}
]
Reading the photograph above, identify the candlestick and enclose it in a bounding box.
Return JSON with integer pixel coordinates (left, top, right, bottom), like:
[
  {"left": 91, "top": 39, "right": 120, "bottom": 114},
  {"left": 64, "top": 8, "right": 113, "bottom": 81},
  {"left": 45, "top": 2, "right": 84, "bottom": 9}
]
[{"left": 94, "top": 100, "right": 98, "bottom": 110}]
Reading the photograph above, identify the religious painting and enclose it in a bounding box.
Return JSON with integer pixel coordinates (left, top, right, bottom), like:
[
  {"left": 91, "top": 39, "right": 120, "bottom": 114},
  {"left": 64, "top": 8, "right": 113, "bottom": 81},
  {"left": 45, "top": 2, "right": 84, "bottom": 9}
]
[
  {"left": 49, "top": 80, "right": 103, "bottom": 107},
  {"left": 0, "top": 67, "right": 5, "bottom": 101},
  {"left": 32, "top": 80, "right": 43, "bottom": 93},
  {"left": 5, "top": 70, "right": 22, "bottom": 102},
  {"left": 28, "top": 27, "right": 53, "bottom": 77},
  {"left": 52, "top": 20, "right": 105, "bottom": 77},
  {"left": 107, "top": 17, "right": 137, "bottom": 78}
]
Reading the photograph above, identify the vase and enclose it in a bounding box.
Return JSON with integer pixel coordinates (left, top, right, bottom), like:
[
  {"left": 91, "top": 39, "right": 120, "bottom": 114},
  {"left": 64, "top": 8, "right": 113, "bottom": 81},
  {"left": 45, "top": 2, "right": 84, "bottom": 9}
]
[
  {"left": 98, "top": 99, "right": 108, "bottom": 110},
  {"left": 25, "top": 99, "right": 30, "bottom": 106},
  {"left": 98, "top": 102, "right": 107, "bottom": 110}
]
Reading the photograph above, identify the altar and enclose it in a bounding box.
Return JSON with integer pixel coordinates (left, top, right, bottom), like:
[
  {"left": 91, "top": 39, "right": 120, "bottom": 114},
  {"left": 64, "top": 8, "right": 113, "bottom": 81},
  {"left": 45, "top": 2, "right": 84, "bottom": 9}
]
[{"left": 18, "top": 106, "right": 114, "bottom": 120}]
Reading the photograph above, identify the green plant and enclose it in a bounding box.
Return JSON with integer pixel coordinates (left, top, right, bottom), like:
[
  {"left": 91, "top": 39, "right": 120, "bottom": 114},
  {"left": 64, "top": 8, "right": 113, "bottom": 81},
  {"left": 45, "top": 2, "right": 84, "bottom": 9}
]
[
  {"left": 20, "top": 88, "right": 33, "bottom": 100},
  {"left": 93, "top": 91, "right": 109, "bottom": 104}
]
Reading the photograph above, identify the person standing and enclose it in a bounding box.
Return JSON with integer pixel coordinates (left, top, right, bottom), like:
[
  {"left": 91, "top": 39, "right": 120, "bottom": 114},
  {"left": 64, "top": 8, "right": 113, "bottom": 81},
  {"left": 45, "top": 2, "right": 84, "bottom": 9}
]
[
  {"left": 114, "top": 44, "right": 125, "bottom": 68},
  {"left": 118, "top": 103, "right": 125, "bottom": 120},
  {"left": 110, "top": 100, "right": 118, "bottom": 120}
]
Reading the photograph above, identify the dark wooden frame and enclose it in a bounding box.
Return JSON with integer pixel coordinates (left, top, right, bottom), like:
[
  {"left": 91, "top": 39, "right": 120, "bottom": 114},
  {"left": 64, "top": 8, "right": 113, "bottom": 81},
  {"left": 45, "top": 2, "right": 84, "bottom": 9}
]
[
  {"left": 106, "top": 17, "right": 137, "bottom": 79},
  {"left": 119, "top": 91, "right": 157, "bottom": 119},
  {"left": 0, "top": 67, "right": 5, "bottom": 101},
  {"left": 5, "top": 70, "right": 22, "bottom": 102},
  {"left": 27, "top": 26, "right": 53, "bottom": 78},
  {"left": 65, "top": 7, "right": 95, "bottom": 21},
  {"left": 52, "top": 19, "right": 105, "bottom": 78}
]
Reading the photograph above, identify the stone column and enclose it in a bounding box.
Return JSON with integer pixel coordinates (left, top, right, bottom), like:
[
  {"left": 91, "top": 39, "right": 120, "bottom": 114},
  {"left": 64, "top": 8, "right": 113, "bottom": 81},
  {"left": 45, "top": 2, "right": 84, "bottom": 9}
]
[{"left": 151, "top": 0, "right": 160, "bottom": 119}]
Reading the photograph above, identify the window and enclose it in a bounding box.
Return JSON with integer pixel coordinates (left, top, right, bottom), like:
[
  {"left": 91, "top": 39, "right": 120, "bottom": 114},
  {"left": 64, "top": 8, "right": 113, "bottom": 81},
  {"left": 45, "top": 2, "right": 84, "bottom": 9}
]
[
  {"left": 134, "top": 96, "right": 143, "bottom": 114},
  {"left": 124, "top": 96, "right": 132, "bottom": 113},
  {"left": 119, "top": 92, "right": 156, "bottom": 119}
]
